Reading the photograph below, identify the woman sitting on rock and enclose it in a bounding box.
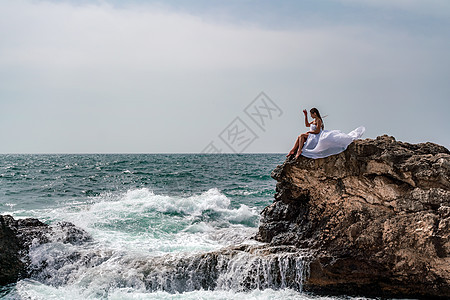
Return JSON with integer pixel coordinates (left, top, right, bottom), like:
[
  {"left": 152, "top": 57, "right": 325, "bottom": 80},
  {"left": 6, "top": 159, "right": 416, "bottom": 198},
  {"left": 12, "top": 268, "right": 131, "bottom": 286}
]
[{"left": 287, "top": 107, "right": 365, "bottom": 160}]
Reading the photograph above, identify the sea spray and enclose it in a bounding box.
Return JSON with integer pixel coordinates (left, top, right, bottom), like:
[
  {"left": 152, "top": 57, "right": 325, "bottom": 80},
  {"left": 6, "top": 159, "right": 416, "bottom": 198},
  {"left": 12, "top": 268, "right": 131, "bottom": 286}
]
[
  {"left": 14, "top": 282, "right": 335, "bottom": 300},
  {"left": 15, "top": 188, "right": 311, "bottom": 297},
  {"left": 24, "top": 187, "right": 260, "bottom": 256},
  {"left": 17, "top": 187, "right": 310, "bottom": 296},
  {"left": 26, "top": 232, "right": 311, "bottom": 296}
]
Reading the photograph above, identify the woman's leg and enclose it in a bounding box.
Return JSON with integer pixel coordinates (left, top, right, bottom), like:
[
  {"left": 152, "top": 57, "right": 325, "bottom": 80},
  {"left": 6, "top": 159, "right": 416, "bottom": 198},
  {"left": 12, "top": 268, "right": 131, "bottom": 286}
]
[
  {"left": 286, "top": 136, "right": 301, "bottom": 156},
  {"left": 295, "top": 134, "right": 308, "bottom": 158}
]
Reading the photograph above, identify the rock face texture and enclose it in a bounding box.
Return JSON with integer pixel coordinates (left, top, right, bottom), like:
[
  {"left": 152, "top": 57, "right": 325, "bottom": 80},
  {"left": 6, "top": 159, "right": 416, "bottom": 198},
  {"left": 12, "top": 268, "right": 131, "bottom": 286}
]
[
  {"left": 256, "top": 135, "right": 450, "bottom": 298},
  {"left": 0, "top": 215, "right": 91, "bottom": 285}
]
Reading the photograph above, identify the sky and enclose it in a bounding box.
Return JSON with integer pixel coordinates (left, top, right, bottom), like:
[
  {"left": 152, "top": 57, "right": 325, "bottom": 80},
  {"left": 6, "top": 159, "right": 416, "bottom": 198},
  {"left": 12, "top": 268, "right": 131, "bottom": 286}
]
[{"left": 0, "top": 0, "right": 449, "bottom": 153}]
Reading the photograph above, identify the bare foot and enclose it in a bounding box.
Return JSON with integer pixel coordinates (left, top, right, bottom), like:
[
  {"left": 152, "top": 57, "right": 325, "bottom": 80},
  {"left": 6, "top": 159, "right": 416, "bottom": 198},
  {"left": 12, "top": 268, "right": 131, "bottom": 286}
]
[
  {"left": 295, "top": 150, "right": 302, "bottom": 159},
  {"left": 286, "top": 150, "right": 295, "bottom": 157}
]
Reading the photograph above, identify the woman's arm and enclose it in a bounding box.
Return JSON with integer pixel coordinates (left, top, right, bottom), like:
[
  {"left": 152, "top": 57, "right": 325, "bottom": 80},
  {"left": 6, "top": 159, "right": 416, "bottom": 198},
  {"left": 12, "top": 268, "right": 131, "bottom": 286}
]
[{"left": 303, "top": 109, "right": 311, "bottom": 127}]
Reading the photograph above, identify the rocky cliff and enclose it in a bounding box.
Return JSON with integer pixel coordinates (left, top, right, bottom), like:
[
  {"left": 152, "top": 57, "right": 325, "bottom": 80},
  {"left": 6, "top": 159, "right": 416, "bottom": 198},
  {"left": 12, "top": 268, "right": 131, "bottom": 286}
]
[{"left": 256, "top": 135, "right": 450, "bottom": 298}]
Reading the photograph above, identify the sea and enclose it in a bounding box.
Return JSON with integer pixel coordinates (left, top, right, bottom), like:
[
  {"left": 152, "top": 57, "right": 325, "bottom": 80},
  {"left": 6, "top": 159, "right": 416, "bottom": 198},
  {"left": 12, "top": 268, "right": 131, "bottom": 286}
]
[{"left": 0, "top": 154, "right": 375, "bottom": 300}]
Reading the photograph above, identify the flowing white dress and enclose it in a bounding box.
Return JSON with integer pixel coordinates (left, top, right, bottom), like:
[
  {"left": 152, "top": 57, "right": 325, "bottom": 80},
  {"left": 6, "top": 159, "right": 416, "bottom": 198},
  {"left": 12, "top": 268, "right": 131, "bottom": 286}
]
[{"left": 301, "top": 124, "right": 365, "bottom": 159}]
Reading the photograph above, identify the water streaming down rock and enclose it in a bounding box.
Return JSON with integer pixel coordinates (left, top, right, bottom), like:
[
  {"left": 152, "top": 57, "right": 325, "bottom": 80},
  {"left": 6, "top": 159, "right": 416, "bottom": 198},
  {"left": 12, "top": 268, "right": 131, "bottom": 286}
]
[
  {"left": 214, "top": 248, "right": 310, "bottom": 292},
  {"left": 1, "top": 214, "right": 311, "bottom": 295},
  {"left": 27, "top": 233, "right": 311, "bottom": 294}
]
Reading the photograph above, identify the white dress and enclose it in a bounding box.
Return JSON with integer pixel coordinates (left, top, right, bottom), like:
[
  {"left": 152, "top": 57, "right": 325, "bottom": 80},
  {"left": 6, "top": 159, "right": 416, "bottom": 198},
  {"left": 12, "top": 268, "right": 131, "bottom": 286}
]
[{"left": 301, "top": 124, "right": 365, "bottom": 159}]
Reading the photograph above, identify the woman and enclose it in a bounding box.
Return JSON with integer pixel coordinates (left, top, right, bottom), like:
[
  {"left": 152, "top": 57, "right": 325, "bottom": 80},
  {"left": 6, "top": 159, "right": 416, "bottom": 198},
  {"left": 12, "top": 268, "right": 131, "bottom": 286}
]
[{"left": 287, "top": 108, "right": 365, "bottom": 160}]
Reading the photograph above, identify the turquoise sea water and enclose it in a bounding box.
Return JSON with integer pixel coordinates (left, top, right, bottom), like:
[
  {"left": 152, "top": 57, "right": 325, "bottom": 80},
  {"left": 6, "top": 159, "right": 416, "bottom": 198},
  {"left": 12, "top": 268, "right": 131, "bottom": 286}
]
[{"left": 0, "top": 154, "right": 371, "bottom": 300}]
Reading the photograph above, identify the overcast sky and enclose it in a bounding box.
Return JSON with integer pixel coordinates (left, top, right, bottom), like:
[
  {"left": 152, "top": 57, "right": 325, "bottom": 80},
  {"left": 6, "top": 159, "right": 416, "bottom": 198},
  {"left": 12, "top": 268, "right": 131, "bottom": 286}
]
[{"left": 1, "top": 0, "right": 449, "bottom": 153}]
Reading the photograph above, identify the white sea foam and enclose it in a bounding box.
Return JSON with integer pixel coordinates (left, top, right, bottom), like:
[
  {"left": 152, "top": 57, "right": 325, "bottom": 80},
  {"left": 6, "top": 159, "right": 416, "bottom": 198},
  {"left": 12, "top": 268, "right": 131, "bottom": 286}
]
[
  {"left": 14, "top": 279, "right": 348, "bottom": 300},
  {"left": 5, "top": 190, "right": 374, "bottom": 300},
  {"left": 10, "top": 188, "right": 260, "bottom": 256},
  {"left": 83, "top": 187, "right": 256, "bottom": 222},
  {"left": 21, "top": 234, "right": 313, "bottom": 299}
]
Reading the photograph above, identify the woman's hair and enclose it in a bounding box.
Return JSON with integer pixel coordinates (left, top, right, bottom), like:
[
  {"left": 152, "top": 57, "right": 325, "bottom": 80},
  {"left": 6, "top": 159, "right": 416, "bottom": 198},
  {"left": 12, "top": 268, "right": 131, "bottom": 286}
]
[{"left": 310, "top": 107, "right": 324, "bottom": 130}]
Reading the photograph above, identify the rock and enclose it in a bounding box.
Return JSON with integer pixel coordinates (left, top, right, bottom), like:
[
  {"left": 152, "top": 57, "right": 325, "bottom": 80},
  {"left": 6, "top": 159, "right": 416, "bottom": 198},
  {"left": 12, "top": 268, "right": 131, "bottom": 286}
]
[
  {"left": 256, "top": 135, "right": 450, "bottom": 299},
  {"left": 0, "top": 215, "right": 91, "bottom": 285}
]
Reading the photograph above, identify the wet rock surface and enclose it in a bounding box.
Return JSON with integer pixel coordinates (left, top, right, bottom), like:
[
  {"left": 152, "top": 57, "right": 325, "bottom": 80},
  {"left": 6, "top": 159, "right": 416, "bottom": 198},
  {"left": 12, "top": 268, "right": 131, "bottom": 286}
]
[
  {"left": 0, "top": 215, "right": 91, "bottom": 285},
  {"left": 256, "top": 135, "right": 450, "bottom": 299}
]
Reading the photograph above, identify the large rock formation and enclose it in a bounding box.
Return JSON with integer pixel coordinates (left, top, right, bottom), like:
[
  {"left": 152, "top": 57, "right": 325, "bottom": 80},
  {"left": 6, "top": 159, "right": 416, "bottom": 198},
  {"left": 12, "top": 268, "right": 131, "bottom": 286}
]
[{"left": 256, "top": 135, "right": 450, "bottom": 298}]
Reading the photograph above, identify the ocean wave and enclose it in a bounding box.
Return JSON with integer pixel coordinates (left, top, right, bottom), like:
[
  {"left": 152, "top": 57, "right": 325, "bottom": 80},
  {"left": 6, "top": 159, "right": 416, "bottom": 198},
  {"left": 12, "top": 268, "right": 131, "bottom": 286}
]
[
  {"left": 79, "top": 187, "right": 259, "bottom": 227},
  {"left": 8, "top": 188, "right": 260, "bottom": 256}
]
